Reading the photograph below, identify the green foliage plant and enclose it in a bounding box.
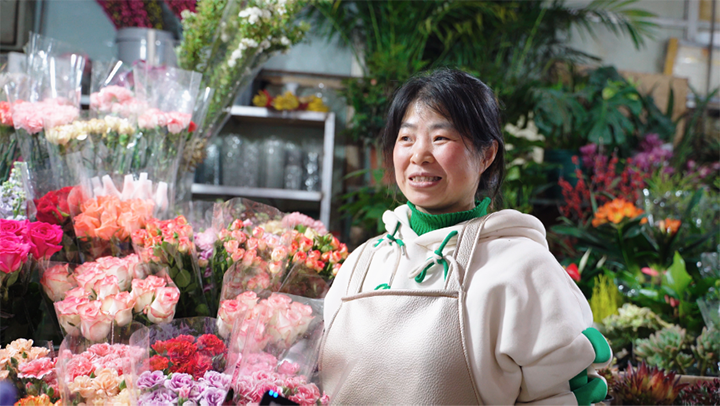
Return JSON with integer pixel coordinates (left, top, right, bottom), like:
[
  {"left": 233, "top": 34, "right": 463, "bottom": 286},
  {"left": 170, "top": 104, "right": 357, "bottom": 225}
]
[
  {"left": 589, "top": 273, "right": 622, "bottom": 324},
  {"left": 634, "top": 325, "right": 694, "bottom": 375},
  {"left": 600, "top": 303, "right": 672, "bottom": 355},
  {"left": 691, "top": 327, "right": 720, "bottom": 376}
]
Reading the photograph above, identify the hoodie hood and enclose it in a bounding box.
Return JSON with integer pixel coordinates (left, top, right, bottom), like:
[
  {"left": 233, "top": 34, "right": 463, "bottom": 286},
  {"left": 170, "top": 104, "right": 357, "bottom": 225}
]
[{"left": 382, "top": 205, "right": 548, "bottom": 251}]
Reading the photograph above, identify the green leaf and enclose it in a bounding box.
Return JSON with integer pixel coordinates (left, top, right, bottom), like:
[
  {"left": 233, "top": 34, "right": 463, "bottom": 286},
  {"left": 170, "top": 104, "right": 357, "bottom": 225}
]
[
  {"left": 662, "top": 252, "right": 692, "bottom": 296},
  {"left": 175, "top": 269, "right": 192, "bottom": 288},
  {"left": 119, "top": 380, "right": 127, "bottom": 391}
]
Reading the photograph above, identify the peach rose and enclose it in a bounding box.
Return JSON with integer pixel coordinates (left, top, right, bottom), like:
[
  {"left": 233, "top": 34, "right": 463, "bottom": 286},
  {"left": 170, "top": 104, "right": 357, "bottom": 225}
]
[
  {"left": 73, "top": 214, "right": 100, "bottom": 239},
  {"left": 40, "top": 263, "right": 76, "bottom": 302},
  {"left": 78, "top": 301, "right": 113, "bottom": 342},
  {"left": 95, "top": 210, "right": 120, "bottom": 241},
  {"left": 146, "top": 286, "right": 179, "bottom": 324},
  {"left": 116, "top": 210, "right": 144, "bottom": 241}
]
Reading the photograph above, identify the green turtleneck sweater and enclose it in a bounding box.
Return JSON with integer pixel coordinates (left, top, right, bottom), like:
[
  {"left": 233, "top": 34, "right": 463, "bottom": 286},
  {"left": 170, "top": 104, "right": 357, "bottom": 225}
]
[{"left": 407, "top": 197, "right": 491, "bottom": 236}]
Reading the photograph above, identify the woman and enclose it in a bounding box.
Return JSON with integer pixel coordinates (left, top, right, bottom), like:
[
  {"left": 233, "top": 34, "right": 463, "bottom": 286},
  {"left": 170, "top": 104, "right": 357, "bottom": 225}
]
[{"left": 319, "top": 69, "right": 611, "bottom": 405}]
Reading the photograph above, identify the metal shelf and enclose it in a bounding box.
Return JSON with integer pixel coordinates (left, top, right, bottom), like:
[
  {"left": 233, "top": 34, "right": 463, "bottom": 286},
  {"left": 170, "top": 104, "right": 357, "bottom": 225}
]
[
  {"left": 191, "top": 184, "right": 322, "bottom": 202},
  {"left": 195, "top": 105, "right": 335, "bottom": 228}
]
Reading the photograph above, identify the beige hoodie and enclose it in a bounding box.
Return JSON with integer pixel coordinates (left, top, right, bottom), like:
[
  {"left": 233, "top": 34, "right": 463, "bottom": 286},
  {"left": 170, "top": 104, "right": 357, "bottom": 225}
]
[{"left": 324, "top": 206, "right": 608, "bottom": 404}]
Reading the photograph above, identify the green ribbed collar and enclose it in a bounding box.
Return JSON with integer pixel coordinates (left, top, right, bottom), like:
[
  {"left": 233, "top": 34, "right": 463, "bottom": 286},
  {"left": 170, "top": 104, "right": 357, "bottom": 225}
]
[{"left": 407, "top": 198, "right": 490, "bottom": 236}]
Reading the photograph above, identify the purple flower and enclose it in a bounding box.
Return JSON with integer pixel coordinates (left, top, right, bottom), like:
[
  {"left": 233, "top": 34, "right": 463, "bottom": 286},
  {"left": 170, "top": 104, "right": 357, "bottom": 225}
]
[
  {"left": 201, "top": 371, "right": 232, "bottom": 390},
  {"left": 200, "top": 387, "right": 227, "bottom": 406},
  {"left": 639, "top": 133, "right": 663, "bottom": 152},
  {"left": 137, "top": 370, "right": 166, "bottom": 390},
  {"left": 139, "top": 388, "right": 179, "bottom": 405},
  {"left": 195, "top": 229, "right": 216, "bottom": 252},
  {"left": 188, "top": 381, "right": 209, "bottom": 402},
  {"left": 165, "top": 372, "right": 195, "bottom": 394}
]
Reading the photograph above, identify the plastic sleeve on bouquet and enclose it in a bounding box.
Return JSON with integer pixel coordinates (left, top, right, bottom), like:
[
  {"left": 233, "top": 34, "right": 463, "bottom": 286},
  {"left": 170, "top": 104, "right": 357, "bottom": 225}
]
[
  {"left": 56, "top": 322, "right": 146, "bottom": 405},
  {"left": 224, "top": 292, "right": 329, "bottom": 406},
  {"left": 129, "top": 317, "right": 235, "bottom": 404}
]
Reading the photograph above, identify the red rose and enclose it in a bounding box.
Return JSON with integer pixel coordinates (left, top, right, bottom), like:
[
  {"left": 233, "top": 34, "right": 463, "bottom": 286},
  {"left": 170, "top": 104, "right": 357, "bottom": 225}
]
[
  {"left": 28, "top": 221, "right": 63, "bottom": 260},
  {"left": 34, "top": 187, "right": 73, "bottom": 225},
  {"left": 151, "top": 341, "right": 168, "bottom": 354},
  {"left": 149, "top": 355, "right": 169, "bottom": 371},
  {"left": 197, "top": 334, "right": 226, "bottom": 356}
]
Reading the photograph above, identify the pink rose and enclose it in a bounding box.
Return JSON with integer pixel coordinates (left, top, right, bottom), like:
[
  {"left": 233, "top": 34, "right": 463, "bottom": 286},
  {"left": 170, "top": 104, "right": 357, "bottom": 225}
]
[
  {"left": 0, "top": 219, "right": 28, "bottom": 237},
  {"left": 94, "top": 275, "right": 120, "bottom": 300},
  {"left": 267, "top": 293, "right": 292, "bottom": 310},
  {"left": 165, "top": 111, "right": 191, "bottom": 134},
  {"left": 216, "top": 299, "right": 248, "bottom": 338},
  {"left": 40, "top": 263, "right": 76, "bottom": 301},
  {"left": 101, "top": 292, "right": 135, "bottom": 327},
  {"left": 74, "top": 267, "right": 106, "bottom": 293},
  {"left": 65, "top": 287, "right": 90, "bottom": 300},
  {"left": 131, "top": 278, "right": 154, "bottom": 313},
  {"left": 95, "top": 256, "right": 131, "bottom": 290},
  {"left": 122, "top": 254, "right": 141, "bottom": 279},
  {"left": 0, "top": 232, "right": 31, "bottom": 274},
  {"left": 146, "top": 286, "right": 179, "bottom": 324},
  {"left": 271, "top": 246, "right": 288, "bottom": 262},
  {"left": 78, "top": 301, "right": 113, "bottom": 342},
  {"left": 54, "top": 296, "right": 89, "bottom": 336},
  {"left": 17, "top": 357, "right": 56, "bottom": 379}
]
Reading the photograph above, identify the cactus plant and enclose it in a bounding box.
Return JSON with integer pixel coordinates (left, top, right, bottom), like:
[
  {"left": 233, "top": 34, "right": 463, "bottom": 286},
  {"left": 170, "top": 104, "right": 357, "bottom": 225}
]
[
  {"left": 611, "top": 361, "right": 687, "bottom": 405},
  {"left": 676, "top": 378, "right": 720, "bottom": 405},
  {"left": 692, "top": 327, "right": 720, "bottom": 376},
  {"left": 634, "top": 325, "right": 694, "bottom": 374},
  {"left": 601, "top": 303, "right": 673, "bottom": 354}
]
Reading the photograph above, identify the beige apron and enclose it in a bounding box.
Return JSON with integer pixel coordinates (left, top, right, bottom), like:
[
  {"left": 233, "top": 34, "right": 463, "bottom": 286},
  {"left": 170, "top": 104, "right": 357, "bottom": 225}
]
[{"left": 320, "top": 217, "right": 487, "bottom": 405}]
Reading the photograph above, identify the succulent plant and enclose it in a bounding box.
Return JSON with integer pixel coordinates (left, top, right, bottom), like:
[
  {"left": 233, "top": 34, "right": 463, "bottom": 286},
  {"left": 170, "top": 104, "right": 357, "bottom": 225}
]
[
  {"left": 676, "top": 378, "right": 720, "bottom": 405},
  {"left": 611, "top": 361, "right": 687, "bottom": 405},
  {"left": 634, "top": 325, "right": 694, "bottom": 374},
  {"left": 692, "top": 327, "right": 720, "bottom": 376},
  {"left": 601, "top": 303, "right": 673, "bottom": 355}
]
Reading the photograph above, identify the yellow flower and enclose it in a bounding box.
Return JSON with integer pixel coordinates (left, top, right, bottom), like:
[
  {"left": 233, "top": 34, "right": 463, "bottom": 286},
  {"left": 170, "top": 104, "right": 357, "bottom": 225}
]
[
  {"left": 272, "top": 91, "right": 300, "bottom": 110},
  {"left": 253, "top": 90, "right": 272, "bottom": 108},
  {"left": 306, "top": 95, "right": 329, "bottom": 112}
]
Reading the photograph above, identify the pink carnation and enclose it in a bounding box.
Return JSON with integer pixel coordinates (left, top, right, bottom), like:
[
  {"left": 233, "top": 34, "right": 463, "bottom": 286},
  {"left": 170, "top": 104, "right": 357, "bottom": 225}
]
[{"left": 17, "top": 357, "right": 56, "bottom": 379}]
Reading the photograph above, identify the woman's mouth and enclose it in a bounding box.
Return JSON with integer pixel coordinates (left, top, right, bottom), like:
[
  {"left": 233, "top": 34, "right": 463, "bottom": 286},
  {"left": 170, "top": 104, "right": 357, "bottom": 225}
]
[{"left": 409, "top": 176, "right": 441, "bottom": 184}]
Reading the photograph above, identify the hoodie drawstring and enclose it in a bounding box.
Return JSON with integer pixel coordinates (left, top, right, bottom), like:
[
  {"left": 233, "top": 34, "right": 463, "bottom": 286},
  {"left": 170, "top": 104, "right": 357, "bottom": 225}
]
[
  {"left": 409, "top": 230, "right": 458, "bottom": 283},
  {"left": 372, "top": 222, "right": 406, "bottom": 290}
]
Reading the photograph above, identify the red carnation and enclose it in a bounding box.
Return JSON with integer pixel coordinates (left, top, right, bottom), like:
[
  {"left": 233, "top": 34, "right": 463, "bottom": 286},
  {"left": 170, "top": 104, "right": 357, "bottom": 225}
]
[
  {"left": 193, "top": 354, "right": 212, "bottom": 379},
  {"left": 149, "top": 355, "right": 170, "bottom": 371},
  {"left": 151, "top": 341, "right": 168, "bottom": 354},
  {"left": 565, "top": 263, "right": 581, "bottom": 282},
  {"left": 197, "top": 334, "right": 226, "bottom": 356}
]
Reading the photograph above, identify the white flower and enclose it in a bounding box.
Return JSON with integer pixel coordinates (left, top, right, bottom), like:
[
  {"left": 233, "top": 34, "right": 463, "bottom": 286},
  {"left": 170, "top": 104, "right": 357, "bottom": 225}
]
[
  {"left": 180, "top": 10, "right": 194, "bottom": 20},
  {"left": 280, "top": 36, "right": 291, "bottom": 46},
  {"left": 277, "top": 6, "right": 286, "bottom": 15},
  {"left": 260, "top": 40, "right": 271, "bottom": 50},
  {"left": 261, "top": 9, "right": 272, "bottom": 20},
  {"left": 228, "top": 59, "right": 237, "bottom": 68},
  {"left": 243, "top": 38, "right": 259, "bottom": 48},
  {"left": 239, "top": 7, "right": 263, "bottom": 25}
]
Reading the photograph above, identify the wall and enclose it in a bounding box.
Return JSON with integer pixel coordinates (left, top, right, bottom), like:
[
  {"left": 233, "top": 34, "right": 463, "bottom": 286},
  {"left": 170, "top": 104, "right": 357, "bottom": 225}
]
[
  {"left": 38, "top": 0, "right": 354, "bottom": 76},
  {"left": 563, "top": 0, "right": 687, "bottom": 74}
]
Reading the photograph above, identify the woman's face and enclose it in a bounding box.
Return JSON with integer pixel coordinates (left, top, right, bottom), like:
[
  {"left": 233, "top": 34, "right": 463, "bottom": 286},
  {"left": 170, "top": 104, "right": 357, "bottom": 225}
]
[{"left": 393, "top": 102, "right": 495, "bottom": 215}]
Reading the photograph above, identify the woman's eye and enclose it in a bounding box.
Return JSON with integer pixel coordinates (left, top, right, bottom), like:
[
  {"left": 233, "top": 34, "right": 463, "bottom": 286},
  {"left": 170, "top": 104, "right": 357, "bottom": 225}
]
[{"left": 398, "top": 135, "right": 411, "bottom": 142}]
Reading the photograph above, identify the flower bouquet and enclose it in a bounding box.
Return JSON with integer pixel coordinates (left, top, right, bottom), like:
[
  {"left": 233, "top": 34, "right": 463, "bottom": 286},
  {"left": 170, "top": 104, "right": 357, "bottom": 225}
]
[
  {"left": 175, "top": 200, "right": 217, "bottom": 310},
  {"left": 56, "top": 322, "right": 146, "bottom": 405},
  {"left": 224, "top": 292, "right": 328, "bottom": 405},
  {"left": 6, "top": 34, "right": 85, "bottom": 199},
  {"left": 210, "top": 198, "right": 289, "bottom": 302},
  {"left": 130, "top": 317, "right": 234, "bottom": 405},
  {"left": 176, "top": 0, "right": 309, "bottom": 168},
  {"left": 132, "top": 215, "right": 211, "bottom": 318},
  {"left": 0, "top": 339, "right": 59, "bottom": 404},
  {"left": 0, "top": 100, "right": 18, "bottom": 183},
  {"left": 33, "top": 185, "right": 78, "bottom": 263},
  {"left": 69, "top": 173, "right": 165, "bottom": 262},
  {"left": 0, "top": 218, "right": 63, "bottom": 344},
  {"left": 45, "top": 255, "right": 184, "bottom": 341}
]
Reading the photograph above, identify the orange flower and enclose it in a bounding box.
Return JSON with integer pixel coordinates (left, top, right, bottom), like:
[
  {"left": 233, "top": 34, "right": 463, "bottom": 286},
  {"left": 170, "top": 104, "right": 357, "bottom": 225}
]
[
  {"left": 14, "top": 394, "right": 56, "bottom": 406},
  {"left": 657, "top": 218, "right": 681, "bottom": 235},
  {"left": 592, "top": 198, "right": 646, "bottom": 227}
]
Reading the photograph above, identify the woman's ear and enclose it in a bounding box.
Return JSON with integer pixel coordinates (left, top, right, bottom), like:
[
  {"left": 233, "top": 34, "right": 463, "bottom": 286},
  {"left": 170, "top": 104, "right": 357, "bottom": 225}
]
[{"left": 480, "top": 140, "right": 498, "bottom": 173}]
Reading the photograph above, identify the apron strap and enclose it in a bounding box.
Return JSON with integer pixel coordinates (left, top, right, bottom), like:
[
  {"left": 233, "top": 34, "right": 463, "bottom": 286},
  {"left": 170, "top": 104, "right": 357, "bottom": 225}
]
[
  {"left": 345, "top": 237, "right": 381, "bottom": 295},
  {"left": 445, "top": 213, "right": 494, "bottom": 291}
]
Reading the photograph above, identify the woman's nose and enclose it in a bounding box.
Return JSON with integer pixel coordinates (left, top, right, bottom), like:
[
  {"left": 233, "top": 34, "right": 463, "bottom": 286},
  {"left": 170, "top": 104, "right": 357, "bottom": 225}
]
[{"left": 410, "top": 138, "right": 434, "bottom": 164}]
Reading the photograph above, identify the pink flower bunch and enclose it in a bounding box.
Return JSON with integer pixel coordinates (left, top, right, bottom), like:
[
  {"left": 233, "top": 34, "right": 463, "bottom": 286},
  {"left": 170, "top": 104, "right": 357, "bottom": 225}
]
[
  {"left": 11, "top": 99, "right": 79, "bottom": 135},
  {"left": 131, "top": 215, "right": 195, "bottom": 263},
  {"left": 52, "top": 255, "right": 180, "bottom": 340},
  {"left": 281, "top": 212, "right": 328, "bottom": 236},
  {"left": 281, "top": 228, "right": 348, "bottom": 279},
  {"left": 138, "top": 108, "right": 192, "bottom": 134},
  {"left": 62, "top": 343, "right": 143, "bottom": 404},
  {"left": 217, "top": 292, "right": 315, "bottom": 353},
  {"left": 0, "top": 339, "right": 59, "bottom": 402},
  {"left": 163, "top": 0, "right": 196, "bottom": 19},
  {"left": 0, "top": 219, "right": 63, "bottom": 274},
  {"left": 232, "top": 352, "right": 329, "bottom": 406},
  {"left": 89, "top": 85, "right": 147, "bottom": 118},
  {"left": 0, "top": 101, "right": 13, "bottom": 126}
]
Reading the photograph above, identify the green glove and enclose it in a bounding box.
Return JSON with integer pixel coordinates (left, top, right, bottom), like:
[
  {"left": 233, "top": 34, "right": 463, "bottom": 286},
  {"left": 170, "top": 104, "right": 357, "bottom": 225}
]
[{"left": 570, "top": 327, "right": 612, "bottom": 405}]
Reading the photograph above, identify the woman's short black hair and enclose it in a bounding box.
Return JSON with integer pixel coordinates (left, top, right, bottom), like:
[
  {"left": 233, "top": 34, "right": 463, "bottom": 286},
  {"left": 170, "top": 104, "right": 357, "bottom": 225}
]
[{"left": 381, "top": 68, "right": 506, "bottom": 206}]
